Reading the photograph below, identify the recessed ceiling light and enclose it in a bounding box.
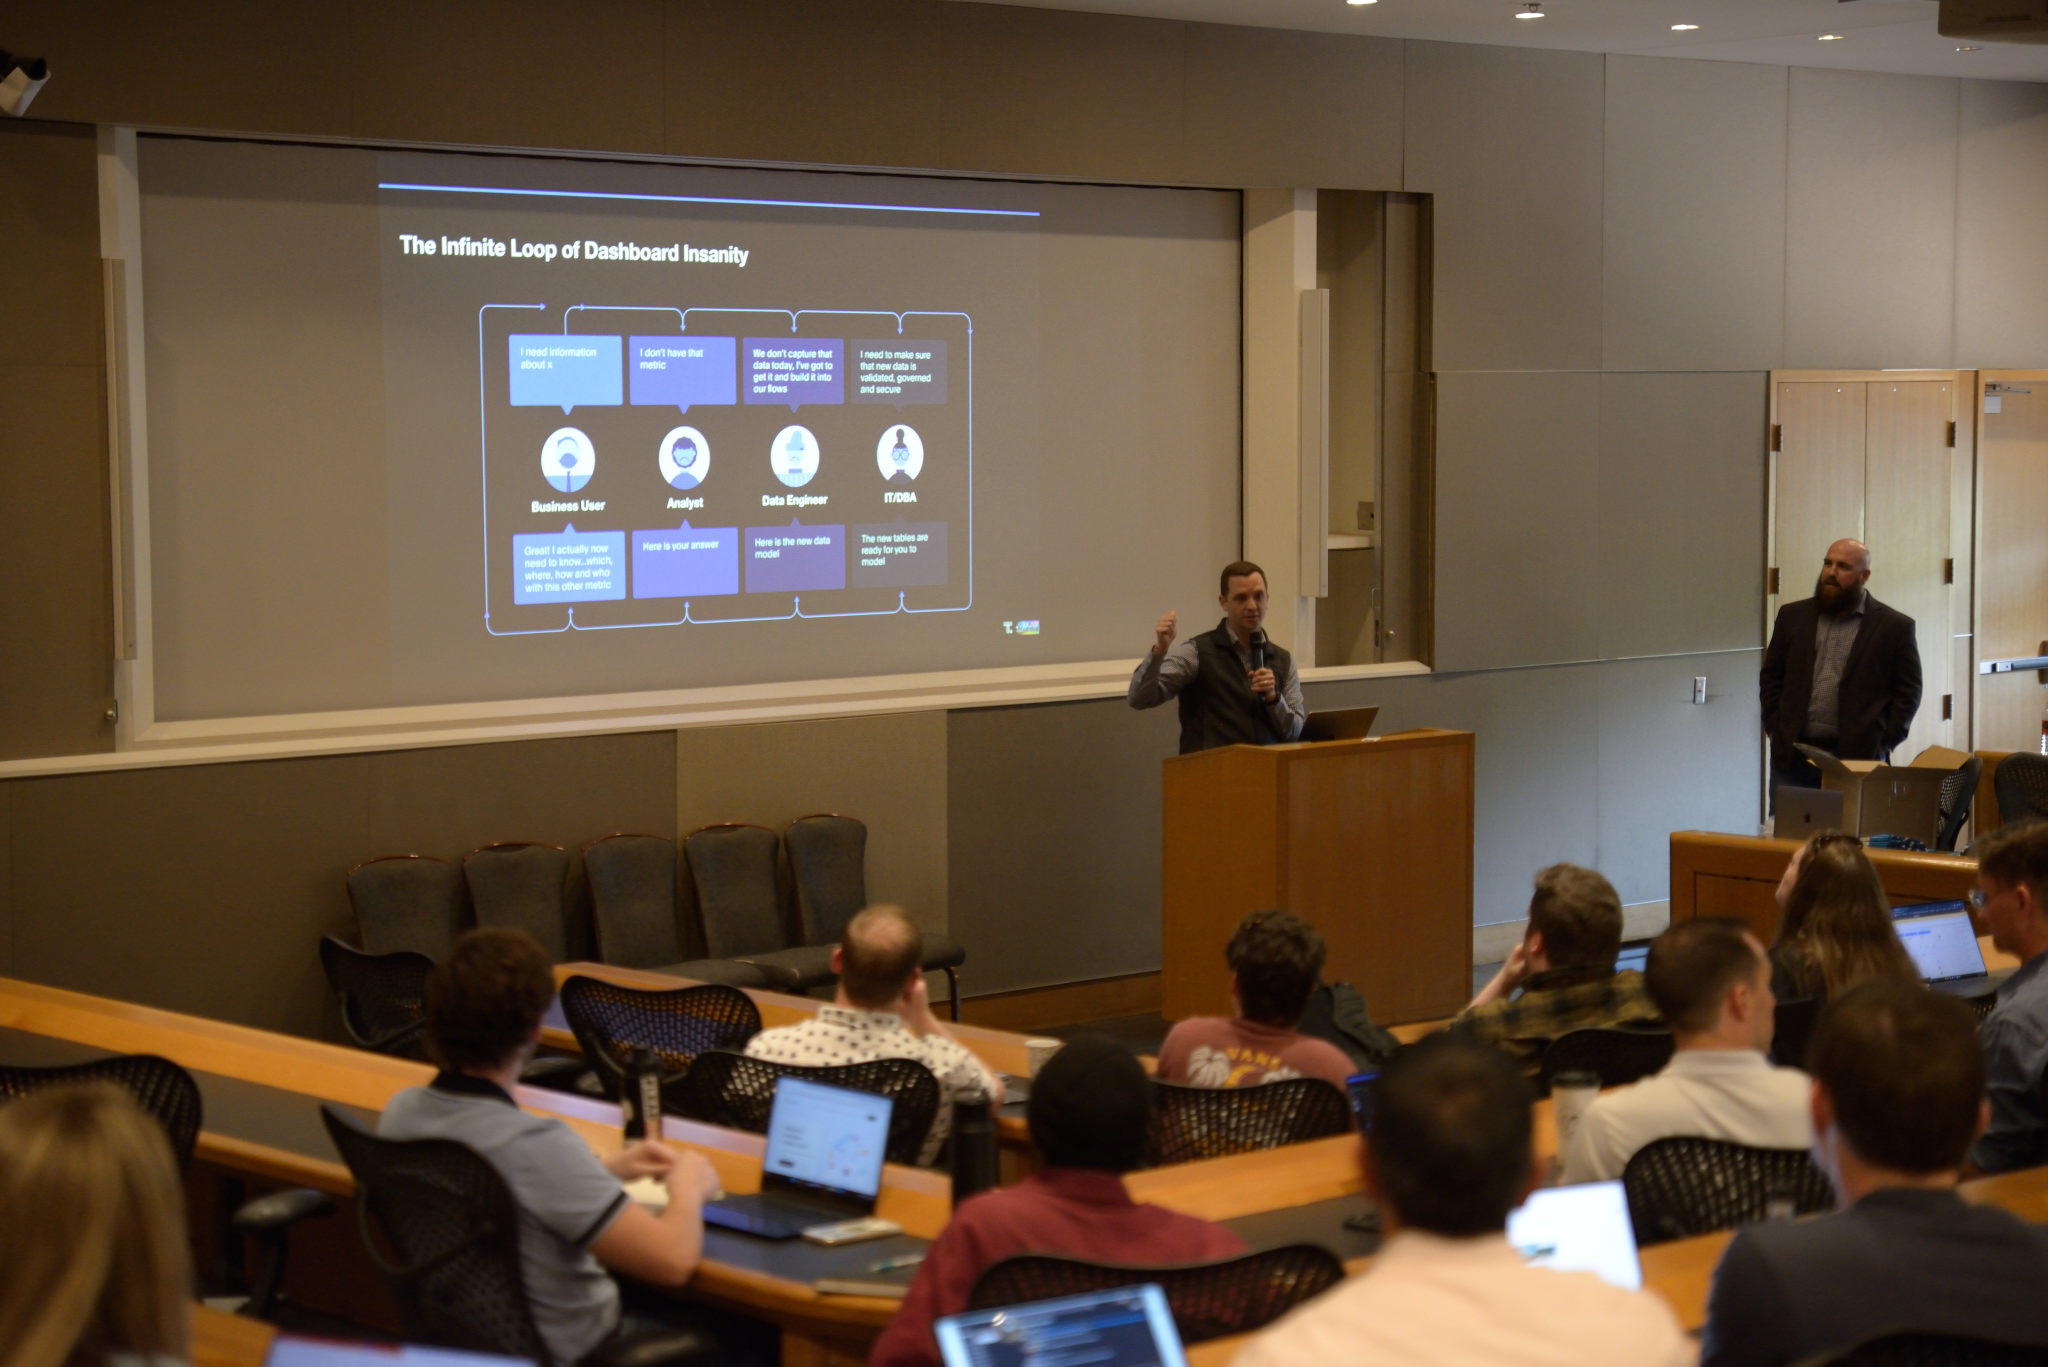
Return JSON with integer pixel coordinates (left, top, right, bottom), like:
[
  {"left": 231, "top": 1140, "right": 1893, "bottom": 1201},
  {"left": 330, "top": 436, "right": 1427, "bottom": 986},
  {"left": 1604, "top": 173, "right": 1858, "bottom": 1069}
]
[
  {"left": 1347, "top": 0, "right": 1377, "bottom": 7},
  {"left": 1818, "top": 33, "right": 1845, "bottom": 41},
  {"left": 1515, "top": 2, "right": 1545, "bottom": 17},
  {"left": 1956, "top": 44, "right": 1982, "bottom": 50},
  {"left": 1671, "top": 23, "right": 1699, "bottom": 31}
]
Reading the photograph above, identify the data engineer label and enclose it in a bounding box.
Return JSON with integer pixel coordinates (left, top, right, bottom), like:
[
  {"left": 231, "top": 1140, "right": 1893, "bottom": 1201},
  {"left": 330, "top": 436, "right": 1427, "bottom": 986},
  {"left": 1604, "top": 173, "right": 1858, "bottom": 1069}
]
[{"left": 514, "top": 530, "right": 626, "bottom": 604}]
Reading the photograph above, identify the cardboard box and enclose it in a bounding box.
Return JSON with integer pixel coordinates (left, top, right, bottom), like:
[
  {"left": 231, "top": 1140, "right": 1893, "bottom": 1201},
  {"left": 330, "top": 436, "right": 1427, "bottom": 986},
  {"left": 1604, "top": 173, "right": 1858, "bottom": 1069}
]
[{"left": 1795, "top": 745, "right": 1951, "bottom": 846}]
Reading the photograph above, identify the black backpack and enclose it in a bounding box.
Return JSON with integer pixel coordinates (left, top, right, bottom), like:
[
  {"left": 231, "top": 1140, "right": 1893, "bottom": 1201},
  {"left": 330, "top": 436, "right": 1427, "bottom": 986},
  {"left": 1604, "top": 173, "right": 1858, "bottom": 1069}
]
[{"left": 1296, "top": 980, "right": 1400, "bottom": 1069}]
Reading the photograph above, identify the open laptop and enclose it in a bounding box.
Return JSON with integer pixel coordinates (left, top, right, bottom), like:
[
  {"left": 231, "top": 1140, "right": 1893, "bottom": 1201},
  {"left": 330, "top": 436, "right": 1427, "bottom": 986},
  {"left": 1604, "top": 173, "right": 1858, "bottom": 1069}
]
[
  {"left": 1773, "top": 786, "right": 1846, "bottom": 841},
  {"left": 935, "top": 1283, "right": 1190, "bottom": 1367},
  {"left": 1892, "top": 900, "right": 1998, "bottom": 997},
  {"left": 1507, "top": 1179, "right": 1643, "bottom": 1291},
  {"left": 701, "top": 1075, "right": 892, "bottom": 1239},
  {"left": 265, "top": 1337, "right": 531, "bottom": 1367},
  {"left": 1300, "top": 706, "right": 1379, "bottom": 742}
]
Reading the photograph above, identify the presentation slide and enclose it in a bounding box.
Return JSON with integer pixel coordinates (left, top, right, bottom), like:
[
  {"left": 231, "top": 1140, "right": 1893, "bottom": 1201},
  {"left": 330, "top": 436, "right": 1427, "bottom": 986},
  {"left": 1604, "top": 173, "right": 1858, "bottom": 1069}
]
[{"left": 138, "top": 140, "right": 1240, "bottom": 721}]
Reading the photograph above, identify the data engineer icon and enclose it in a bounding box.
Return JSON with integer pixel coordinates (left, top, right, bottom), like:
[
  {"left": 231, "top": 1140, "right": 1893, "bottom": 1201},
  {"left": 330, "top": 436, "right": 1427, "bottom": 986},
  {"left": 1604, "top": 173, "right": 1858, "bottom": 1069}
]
[
  {"left": 878, "top": 425, "right": 923, "bottom": 483},
  {"left": 543, "top": 427, "right": 594, "bottom": 493},
  {"left": 774, "top": 425, "right": 820, "bottom": 488},
  {"left": 659, "top": 426, "right": 711, "bottom": 490}
]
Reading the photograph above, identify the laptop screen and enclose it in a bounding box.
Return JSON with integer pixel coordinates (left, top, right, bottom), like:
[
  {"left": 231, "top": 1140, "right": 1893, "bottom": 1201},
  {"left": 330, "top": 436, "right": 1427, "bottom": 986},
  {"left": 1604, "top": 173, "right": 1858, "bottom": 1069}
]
[
  {"left": 1892, "top": 901, "right": 1988, "bottom": 984},
  {"left": 266, "top": 1337, "right": 532, "bottom": 1367},
  {"left": 935, "top": 1283, "right": 1190, "bottom": 1367},
  {"left": 1346, "top": 1070, "right": 1379, "bottom": 1133},
  {"left": 1507, "top": 1180, "right": 1642, "bottom": 1291},
  {"left": 763, "top": 1075, "right": 892, "bottom": 1201}
]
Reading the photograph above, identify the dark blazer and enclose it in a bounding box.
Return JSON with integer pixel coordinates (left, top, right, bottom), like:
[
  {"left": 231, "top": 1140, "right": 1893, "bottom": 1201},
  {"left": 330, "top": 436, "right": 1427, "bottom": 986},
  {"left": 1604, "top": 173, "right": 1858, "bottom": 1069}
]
[
  {"left": 1759, "top": 593, "right": 1922, "bottom": 762},
  {"left": 1699, "top": 1187, "right": 2048, "bottom": 1367}
]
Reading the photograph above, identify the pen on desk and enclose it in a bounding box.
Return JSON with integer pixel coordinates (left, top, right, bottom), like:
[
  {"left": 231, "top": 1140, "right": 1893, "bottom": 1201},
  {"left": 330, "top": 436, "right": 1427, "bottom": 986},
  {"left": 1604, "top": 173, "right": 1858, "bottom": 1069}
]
[{"left": 870, "top": 1253, "right": 926, "bottom": 1273}]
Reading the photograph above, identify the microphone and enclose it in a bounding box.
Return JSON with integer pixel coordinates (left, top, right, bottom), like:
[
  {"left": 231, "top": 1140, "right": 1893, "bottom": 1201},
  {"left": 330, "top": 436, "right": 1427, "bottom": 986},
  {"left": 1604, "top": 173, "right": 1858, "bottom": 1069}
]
[{"left": 1250, "top": 629, "right": 1266, "bottom": 673}]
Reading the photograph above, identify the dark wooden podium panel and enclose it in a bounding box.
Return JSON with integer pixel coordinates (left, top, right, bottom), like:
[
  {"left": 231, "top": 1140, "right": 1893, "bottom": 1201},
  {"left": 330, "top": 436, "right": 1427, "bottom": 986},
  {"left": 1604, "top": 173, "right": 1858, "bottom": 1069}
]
[
  {"left": 1161, "top": 729, "right": 1474, "bottom": 1026},
  {"left": 1668, "top": 830, "right": 1978, "bottom": 943}
]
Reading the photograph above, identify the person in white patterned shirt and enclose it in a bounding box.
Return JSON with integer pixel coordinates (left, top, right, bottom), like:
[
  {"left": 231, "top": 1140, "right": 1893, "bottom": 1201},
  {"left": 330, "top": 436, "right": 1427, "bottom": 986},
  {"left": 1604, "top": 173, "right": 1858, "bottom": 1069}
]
[{"left": 743, "top": 903, "right": 1002, "bottom": 1164}]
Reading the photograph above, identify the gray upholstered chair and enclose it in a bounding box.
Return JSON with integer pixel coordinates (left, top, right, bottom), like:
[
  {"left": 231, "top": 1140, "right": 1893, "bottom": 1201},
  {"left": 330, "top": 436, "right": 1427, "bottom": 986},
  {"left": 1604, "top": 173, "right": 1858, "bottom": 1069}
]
[
  {"left": 785, "top": 814, "right": 967, "bottom": 1019},
  {"left": 463, "top": 842, "right": 573, "bottom": 961},
  {"left": 680, "top": 823, "right": 812, "bottom": 991},
  {"left": 347, "top": 853, "right": 467, "bottom": 960},
  {"left": 582, "top": 833, "right": 770, "bottom": 988}
]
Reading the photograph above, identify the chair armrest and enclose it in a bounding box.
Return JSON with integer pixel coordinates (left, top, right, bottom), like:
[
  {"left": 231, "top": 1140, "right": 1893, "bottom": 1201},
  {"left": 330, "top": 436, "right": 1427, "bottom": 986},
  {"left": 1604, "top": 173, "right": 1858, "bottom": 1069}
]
[
  {"left": 232, "top": 1187, "right": 336, "bottom": 1235},
  {"left": 586, "top": 1329, "right": 718, "bottom": 1367}
]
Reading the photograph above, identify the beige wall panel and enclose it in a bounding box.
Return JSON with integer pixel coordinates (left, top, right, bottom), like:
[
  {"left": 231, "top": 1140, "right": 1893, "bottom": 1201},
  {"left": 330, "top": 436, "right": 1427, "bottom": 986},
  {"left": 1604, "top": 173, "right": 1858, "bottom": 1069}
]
[
  {"left": 1182, "top": 26, "right": 1402, "bottom": 189},
  {"left": 7, "top": 1, "right": 354, "bottom": 134},
  {"left": 1785, "top": 69, "right": 1960, "bottom": 370},
  {"left": 1403, "top": 42, "right": 1605, "bottom": 373},
  {"left": 7, "top": 756, "right": 373, "bottom": 1038},
  {"left": 1433, "top": 371, "right": 1601, "bottom": 671},
  {"left": 1974, "top": 375, "right": 2048, "bottom": 753},
  {"left": 664, "top": 0, "right": 944, "bottom": 168},
  {"left": 0, "top": 365, "right": 114, "bottom": 759},
  {"left": 1958, "top": 82, "right": 2048, "bottom": 367},
  {"left": 0, "top": 123, "right": 102, "bottom": 369},
  {"left": 673, "top": 712, "right": 948, "bottom": 934},
  {"left": 1773, "top": 380, "right": 1867, "bottom": 601},
  {"left": 932, "top": 5, "right": 1185, "bottom": 181},
  {"left": 1597, "top": 373, "right": 1768, "bottom": 659},
  {"left": 348, "top": 0, "right": 666, "bottom": 153},
  {"left": 1863, "top": 380, "right": 1954, "bottom": 759},
  {"left": 947, "top": 699, "right": 1179, "bottom": 995},
  {"left": 1602, "top": 57, "right": 1787, "bottom": 373}
]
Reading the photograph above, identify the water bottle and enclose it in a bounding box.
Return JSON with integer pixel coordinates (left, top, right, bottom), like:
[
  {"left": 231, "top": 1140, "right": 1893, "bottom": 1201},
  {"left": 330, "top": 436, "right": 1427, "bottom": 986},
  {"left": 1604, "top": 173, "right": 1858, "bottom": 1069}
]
[
  {"left": 949, "top": 1098, "right": 1000, "bottom": 1207},
  {"left": 2038, "top": 692, "right": 2047, "bottom": 756},
  {"left": 622, "top": 1046, "right": 663, "bottom": 1142}
]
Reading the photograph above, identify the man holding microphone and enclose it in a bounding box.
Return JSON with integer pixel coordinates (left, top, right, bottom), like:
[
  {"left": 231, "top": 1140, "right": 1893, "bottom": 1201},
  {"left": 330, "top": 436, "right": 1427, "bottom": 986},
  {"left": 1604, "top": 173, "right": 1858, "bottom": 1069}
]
[{"left": 1130, "top": 560, "right": 1306, "bottom": 754}]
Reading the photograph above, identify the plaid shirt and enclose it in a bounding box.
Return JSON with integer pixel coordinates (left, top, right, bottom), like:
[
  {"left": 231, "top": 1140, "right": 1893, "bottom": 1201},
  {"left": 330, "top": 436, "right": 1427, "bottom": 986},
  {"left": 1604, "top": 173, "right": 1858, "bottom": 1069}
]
[{"left": 1455, "top": 964, "right": 1660, "bottom": 1066}]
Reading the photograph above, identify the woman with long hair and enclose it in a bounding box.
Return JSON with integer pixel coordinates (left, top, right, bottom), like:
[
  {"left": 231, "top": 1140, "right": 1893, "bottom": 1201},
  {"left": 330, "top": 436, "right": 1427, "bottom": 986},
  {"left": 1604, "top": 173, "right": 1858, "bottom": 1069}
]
[
  {"left": 1771, "top": 830, "right": 1919, "bottom": 1002},
  {"left": 0, "top": 1082, "right": 191, "bottom": 1367}
]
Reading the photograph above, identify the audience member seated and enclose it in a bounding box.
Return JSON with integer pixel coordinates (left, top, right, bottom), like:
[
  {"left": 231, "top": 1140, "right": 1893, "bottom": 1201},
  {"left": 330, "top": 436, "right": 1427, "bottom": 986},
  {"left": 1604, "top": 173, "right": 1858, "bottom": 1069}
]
[
  {"left": 872, "top": 1036, "right": 1244, "bottom": 1367},
  {"left": 1455, "top": 864, "right": 1660, "bottom": 1068},
  {"left": 380, "top": 927, "right": 723, "bottom": 1367},
  {"left": 1156, "top": 911, "right": 1355, "bottom": 1090},
  {"left": 1699, "top": 980, "right": 2048, "bottom": 1366},
  {"left": 1560, "top": 918, "right": 1809, "bottom": 1184},
  {"left": 1965, "top": 820, "right": 2048, "bottom": 1176},
  {"left": 1231, "top": 1033, "right": 1689, "bottom": 1367},
  {"left": 744, "top": 903, "right": 999, "bottom": 1165},
  {"left": 1768, "top": 831, "right": 1916, "bottom": 1001},
  {"left": 0, "top": 1083, "right": 191, "bottom": 1367}
]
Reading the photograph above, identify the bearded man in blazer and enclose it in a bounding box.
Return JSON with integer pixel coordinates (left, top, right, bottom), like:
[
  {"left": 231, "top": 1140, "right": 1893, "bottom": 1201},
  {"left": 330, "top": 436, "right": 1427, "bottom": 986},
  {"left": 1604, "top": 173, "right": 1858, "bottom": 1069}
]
[{"left": 1760, "top": 538, "right": 1922, "bottom": 793}]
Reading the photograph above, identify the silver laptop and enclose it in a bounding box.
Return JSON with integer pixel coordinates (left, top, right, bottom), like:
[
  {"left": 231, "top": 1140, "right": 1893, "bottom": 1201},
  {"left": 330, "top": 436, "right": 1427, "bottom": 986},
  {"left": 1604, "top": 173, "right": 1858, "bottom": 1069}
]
[
  {"left": 1773, "top": 786, "right": 1846, "bottom": 841},
  {"left": 701, "top": 1075, "right": 892, "bottom": 1239},
  {"left": 265, "top": 1338, "right": 531, "bottom": 1367},
  {"left": 1507, "top": 1179, "right": 1642, "bottom": 1291},
  {"left": 1301, "top": 706, "right": 1379, "bottom": 742},
  {"left": 1893, "top": 900, "right": 1995, "bottom": 995},
  {"left": 936, "top": 1283, "right": 1190, "bottom": 1367}
]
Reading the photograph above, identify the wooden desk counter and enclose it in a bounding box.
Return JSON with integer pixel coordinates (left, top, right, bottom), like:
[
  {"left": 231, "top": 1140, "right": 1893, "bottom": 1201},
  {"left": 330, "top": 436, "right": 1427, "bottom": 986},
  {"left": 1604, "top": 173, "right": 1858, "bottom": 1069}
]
[
  {"left": 1670, "top": 831, "right": 1979, "bottom": 942},
  {"left": 193, "top": 1305, "right": 274, "bottom": 1367}
]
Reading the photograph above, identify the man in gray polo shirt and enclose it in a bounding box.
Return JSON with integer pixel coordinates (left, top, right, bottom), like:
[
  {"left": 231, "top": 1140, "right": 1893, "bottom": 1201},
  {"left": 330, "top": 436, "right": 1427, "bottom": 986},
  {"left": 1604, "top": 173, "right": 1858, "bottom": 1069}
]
[{"left": 381, "top": 928, "right": 721, "bottom": 1364}]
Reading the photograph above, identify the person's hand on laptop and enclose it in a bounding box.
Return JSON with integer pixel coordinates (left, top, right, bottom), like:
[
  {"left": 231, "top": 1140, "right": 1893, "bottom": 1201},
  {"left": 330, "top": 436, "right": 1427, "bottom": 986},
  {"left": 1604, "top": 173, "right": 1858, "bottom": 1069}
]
[{"left": 664, "top": 1149, "right": 723, "bottom": 1207}]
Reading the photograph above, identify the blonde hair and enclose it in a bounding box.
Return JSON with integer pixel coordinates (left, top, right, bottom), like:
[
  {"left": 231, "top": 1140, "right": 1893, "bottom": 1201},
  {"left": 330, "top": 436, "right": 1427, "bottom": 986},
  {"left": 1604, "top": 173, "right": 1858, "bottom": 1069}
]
[
  {"left": 1775, "top": 833, "right": 1918, "bottom": 999},
  {"left": 0, "top": 1083, "right": 191, "bottom": 1367}
]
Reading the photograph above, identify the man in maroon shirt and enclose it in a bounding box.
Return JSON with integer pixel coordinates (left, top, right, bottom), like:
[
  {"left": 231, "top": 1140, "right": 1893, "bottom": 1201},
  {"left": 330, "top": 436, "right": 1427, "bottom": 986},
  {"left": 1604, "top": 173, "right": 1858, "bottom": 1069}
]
[
  {"left": 869, "top": 1036, "right": 1243, "bottom": 1367},
  {"left": 1156, "top": 911, "right": 1355, "bottom": 1091}
]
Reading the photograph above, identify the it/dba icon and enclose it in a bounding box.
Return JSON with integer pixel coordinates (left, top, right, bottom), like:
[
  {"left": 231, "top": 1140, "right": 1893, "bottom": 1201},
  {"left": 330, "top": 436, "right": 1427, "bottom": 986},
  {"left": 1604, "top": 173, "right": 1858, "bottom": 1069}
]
[{"left": 773, "top": 425, "right": 819, "bottom": 488}]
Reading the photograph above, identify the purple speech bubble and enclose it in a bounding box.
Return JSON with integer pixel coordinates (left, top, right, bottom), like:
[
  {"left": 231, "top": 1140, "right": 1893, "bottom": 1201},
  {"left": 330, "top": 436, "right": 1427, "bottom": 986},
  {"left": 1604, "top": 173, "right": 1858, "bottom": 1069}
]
[
  {"left": 509, "top": 335, "right": 622, "bottom": 413},
  {"left": 744, "top": 520, "right": 845, "bottom": 594},
  {"left": 744, "top": 338, "right": 843, "bottom": 411},
  {"left": 849, "top": 521, "right": 948, "bottom": 589},
  {"left": 631, "top": 522, "right": 738, "bottom": 599},
  {"left": 629, "top": 336, "right": 737, "bottom": 412},
  {"left": 851, "top": 340, "right": 947, "bottom": 409}
]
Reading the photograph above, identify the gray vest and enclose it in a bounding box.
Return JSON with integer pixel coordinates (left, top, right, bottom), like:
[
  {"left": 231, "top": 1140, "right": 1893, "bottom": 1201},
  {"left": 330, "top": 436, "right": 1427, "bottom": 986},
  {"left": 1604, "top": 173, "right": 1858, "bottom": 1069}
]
[{"left": 1176, "top": 620, "right": 1291, "bottom": 755}]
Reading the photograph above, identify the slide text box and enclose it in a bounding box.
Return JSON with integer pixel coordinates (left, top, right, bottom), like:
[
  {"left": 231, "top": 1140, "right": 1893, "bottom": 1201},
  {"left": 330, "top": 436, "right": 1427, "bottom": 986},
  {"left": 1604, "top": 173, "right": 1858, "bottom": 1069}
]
[
  {"left": 632, "top": 524, "right": 739, "bottom": 599},
  {"left": 850, "top": 521, "right": 949, "bottom": 588},
  {"left": 509, "top": 335, "right": 623, "bottom": 412},
  {"left": 744, "top": 338, "right": 843, "bottom": 408},
  {"left": 852, "top": 340, "right": 947, "bottom": 407},
  {"left": 629, "top": 336, "right": 737, "bottom": 410},
  {"left": 513, "top": 530, "right": 627, "bottom": 604},
  {"left": 744, "top": 522, "right": 846, "bottom": 594}
]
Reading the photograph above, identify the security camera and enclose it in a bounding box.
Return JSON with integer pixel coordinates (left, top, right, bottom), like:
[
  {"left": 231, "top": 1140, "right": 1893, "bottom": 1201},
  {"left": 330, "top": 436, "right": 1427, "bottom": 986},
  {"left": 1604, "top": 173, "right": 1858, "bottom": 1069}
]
[{"left": 0, "top": 52, "right": 49, "bottom": 118}]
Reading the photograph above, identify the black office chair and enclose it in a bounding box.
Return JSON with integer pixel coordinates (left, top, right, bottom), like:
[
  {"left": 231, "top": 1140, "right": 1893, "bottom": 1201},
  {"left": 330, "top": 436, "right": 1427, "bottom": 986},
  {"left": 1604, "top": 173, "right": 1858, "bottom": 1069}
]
[
  {"left": 464, "top": 841, "right": 574, "bottom": 962},
  {"left": 681, "top": 823, "right": 807, "bottom": 991},
  {"left": 347, "top": 853, "right": 468, "bottom": 960},
  {"left": 1994, "top": 753, "right": 2048, "bottom": 829},
  {"left": 1621, "top": 1135, "right": 1835, "bottom": 1246},
  {"left": 582, "top": 833, "right": 774, "bottom": 988},
  {"left": 967, "top": 1244, "right": 1346, "bottom": 1344},
  {"left": 0, "top": 1053, "right": 203, "bottom": 1171},
  {"left": 1771, "top": 996, "right": 1822, "bottom": 1069},
  {"left": 320, "top": 1106, "right": 711, "bottom": 1367},
  {"left": 1144, "top": 1078, "right": 1353, "bottom": 1168},
  {"left": 557, "top": 975, "right": 762, "bottom": 1100},
  {"left": 320, "top": 935, "right": 433, "bottom": 1059},
  {"left": 1537, "top": 1026, "right": 1675, "bottom": 1096},
  {"left": 666, "top": 1049, "right": 941, "bottom": 1167},
  {"left": 785, "top": 814, "right": 969, "bottom": 1019},
  {"left": 1935, "top": 755, "right": 1983, "bottom": 853},
  {"left": 1809, "top": 1330, "right": 2048, "bottom": 1365}
]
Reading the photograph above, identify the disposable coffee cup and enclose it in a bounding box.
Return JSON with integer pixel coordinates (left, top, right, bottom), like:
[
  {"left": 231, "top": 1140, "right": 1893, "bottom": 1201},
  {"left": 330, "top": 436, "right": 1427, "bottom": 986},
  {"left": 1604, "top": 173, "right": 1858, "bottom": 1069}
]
[
  {"left": 1025, "top": 1038, "right": 1063, "bottom": 1079},
  {"left": 1550, "top": 1069, "right": 1600, "bottom": 1161}
]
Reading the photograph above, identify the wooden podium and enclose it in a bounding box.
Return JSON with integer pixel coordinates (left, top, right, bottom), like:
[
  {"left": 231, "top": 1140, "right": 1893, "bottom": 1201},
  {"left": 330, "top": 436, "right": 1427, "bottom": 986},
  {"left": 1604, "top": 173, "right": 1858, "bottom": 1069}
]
[{"left": 1161, "top": 729, "right": 1474, "bottom": 1026}]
